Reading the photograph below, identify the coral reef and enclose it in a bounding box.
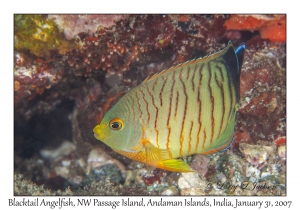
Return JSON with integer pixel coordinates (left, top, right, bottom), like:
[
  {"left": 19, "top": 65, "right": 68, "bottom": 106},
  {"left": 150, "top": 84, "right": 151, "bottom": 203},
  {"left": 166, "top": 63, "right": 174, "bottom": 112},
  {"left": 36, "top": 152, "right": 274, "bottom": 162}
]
[
  {"left": 14, "top": 15, "right": 77, "bottom": 57},
  {"left": 14, "top": 174, "right": 74, "bottom": 196},
  {"left": 224, "top": 15, "right": 286, "bottom": 43},
  {"left": 48, "top": 15, "right": 126, "bottom": 40},
  {"left": 236, "top": 41, "right": 286, "bottom": 146},
  {"left": 14, "top": 14, "right": 286, "bottom": 196}
]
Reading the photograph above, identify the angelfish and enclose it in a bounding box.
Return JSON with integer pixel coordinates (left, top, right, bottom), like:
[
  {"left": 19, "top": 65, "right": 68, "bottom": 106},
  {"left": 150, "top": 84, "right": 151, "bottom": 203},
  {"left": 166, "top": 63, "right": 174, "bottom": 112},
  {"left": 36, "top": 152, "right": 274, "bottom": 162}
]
[{"left": 93, "top": 42, "right": 246, "bottom": 172}]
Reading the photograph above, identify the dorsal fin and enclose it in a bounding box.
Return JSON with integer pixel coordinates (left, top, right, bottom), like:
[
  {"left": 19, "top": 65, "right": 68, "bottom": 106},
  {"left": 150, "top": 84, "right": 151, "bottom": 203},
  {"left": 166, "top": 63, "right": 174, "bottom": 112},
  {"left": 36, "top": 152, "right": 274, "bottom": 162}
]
[
  {"left": 142, "top": 58, "right": 202, "bottom": 83},
  {"left": 142, "top": 42, "right": 239, "bottom": 83}
]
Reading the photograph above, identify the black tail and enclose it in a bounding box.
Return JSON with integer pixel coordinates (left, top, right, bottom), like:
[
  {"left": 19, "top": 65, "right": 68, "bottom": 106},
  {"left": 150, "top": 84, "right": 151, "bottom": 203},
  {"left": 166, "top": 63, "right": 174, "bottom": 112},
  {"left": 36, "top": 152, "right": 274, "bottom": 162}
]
[
  {"left": 235, "top": 43, "right": 246, "bottom": 73},
  {"left": 222, "top": 42, "right": 246, "bottom": 102}
]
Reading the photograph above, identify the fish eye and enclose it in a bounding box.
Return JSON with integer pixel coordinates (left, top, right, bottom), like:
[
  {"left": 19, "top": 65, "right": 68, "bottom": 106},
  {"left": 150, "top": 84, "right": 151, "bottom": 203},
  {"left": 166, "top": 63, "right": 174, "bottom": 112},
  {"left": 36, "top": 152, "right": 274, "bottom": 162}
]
[{"left": 109, "top": 118, "right": 124, "bottom": 131}]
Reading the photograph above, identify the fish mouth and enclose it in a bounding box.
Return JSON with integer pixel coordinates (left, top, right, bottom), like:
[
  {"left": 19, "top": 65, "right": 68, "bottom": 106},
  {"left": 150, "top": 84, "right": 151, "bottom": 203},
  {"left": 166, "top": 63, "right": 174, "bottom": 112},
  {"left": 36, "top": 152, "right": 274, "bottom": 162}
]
[
  {"left": 93, "top": 125, "right": 102, "bottom": 140},
  {"left": 94, "top": 133, "right": 100, "bottom": 139}
]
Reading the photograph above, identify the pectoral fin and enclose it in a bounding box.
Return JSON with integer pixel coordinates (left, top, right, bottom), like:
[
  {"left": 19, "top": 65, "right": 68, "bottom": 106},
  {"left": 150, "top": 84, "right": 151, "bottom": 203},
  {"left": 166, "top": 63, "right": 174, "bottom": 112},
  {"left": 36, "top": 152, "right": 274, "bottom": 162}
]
[{"left": 143, "top": 139, "right": 169, "bottom": 164}]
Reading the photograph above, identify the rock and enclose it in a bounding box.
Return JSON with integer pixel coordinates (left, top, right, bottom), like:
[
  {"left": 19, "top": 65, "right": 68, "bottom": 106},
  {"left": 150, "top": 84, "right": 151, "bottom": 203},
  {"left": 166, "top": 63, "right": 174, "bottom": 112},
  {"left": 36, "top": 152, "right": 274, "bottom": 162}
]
[
  {"left": 142, "top": 169, "right": 165, "bottom": 186},
  {"left": 48, "top": 15, "right": 126, "bottom": 40},
  {"left": 237, "top": 42, "right": 286, "bottom": 144},
  {"left": 239, "top": 143, "right": 275, "bottom": 166},
  {"left": 190, "top": 155, "right": 210, "bottom": 178},
  {"left": 178, "top": 177, "right": 191, "bottom": 189},
  {"left": 87, "top": 147, "right": 126, "bottom": 179},
  {"left": 54, "top": 166, "right": 69, "bottom": 179},
  {"left": 219, "top": 154, "right": 247, "bottom": 185},
  {"left": 89, "top": 164, "right": 123, "bottom": 184},
  {"left": 245, "top": 165, "right": 261, "bottom": 181},
  {"left": 240, "top": 68, "right": 271, "bottom": 97},
  {"left": 40, "top": 141, "right": 76, "bottom": 162},
  {"left": 234, "top": 126, "right": 252, "bottom": 144},
  {"left": 216, "top": 172, "right": 227, "bottom": 183},
  {"left": 278, "top": 145, "right": 286, "bottom": 160},
  {"left": 180, "top": 188, "right": 207, "bottom": 195},
  {"left": 224, "top": 15, "right": 286, "bottom": 43},
  {"left": 232, "top": 187, "right": 254, "bottom": 196},
  {"left": 178, "top": 172, "right": 207, "bottom": 191},
  {"left": 68, "top": 175, "right": 83, "bottom": 186},
  {"left": 161, "top": 186, "right": 179, "bottom": 195}
]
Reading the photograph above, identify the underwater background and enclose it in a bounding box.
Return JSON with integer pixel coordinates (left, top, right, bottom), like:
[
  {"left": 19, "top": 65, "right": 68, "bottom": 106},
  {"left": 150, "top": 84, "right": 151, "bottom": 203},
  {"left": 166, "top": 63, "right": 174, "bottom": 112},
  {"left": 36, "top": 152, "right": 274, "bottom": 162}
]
[{"left": 14, "top": 14, "right": 286, "bottom": 195}]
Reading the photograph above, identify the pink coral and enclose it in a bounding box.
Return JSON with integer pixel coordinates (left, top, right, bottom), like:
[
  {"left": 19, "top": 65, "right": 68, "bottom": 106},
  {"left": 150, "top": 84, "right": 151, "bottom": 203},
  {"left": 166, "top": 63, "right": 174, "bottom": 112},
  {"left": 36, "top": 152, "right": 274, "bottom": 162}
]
[{"left": 190, "top": 155, "right": 210, "bottom": 178}]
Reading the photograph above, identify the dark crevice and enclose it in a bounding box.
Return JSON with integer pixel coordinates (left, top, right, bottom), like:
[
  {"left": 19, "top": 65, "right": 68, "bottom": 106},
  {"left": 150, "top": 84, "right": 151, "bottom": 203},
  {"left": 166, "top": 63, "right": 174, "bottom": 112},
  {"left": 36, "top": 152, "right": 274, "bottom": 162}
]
[{"left": 14, "top": 99, "right": 75, "bottom": 159}]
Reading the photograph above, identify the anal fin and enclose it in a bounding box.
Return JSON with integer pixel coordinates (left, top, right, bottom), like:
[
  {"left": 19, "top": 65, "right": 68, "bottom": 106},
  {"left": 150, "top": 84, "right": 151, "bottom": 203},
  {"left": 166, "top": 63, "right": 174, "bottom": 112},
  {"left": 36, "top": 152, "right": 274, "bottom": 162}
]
[
  {"left": 132, "top": 139, "right": 194, "bottom": 172},
  {"left": 157, "top": 159, "right": 194, "bottom": 172}
]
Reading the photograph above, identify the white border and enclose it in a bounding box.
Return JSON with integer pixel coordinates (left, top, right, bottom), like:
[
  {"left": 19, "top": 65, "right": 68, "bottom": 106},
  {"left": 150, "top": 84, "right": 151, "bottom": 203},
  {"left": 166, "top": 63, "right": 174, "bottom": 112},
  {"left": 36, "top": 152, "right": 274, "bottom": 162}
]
[{"left": 2, "top": 0, "right": 298, "bottom": 209}]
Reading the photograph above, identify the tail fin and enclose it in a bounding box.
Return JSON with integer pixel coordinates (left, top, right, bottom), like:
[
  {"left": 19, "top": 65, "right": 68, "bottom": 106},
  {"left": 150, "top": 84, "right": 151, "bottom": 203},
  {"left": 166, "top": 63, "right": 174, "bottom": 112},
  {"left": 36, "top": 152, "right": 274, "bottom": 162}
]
[
  {"left": 222, "top": 42, "right": 246, "bottom": 102},
  {"left": 235, "top": 43, "right": 246, "bottom": 73}
]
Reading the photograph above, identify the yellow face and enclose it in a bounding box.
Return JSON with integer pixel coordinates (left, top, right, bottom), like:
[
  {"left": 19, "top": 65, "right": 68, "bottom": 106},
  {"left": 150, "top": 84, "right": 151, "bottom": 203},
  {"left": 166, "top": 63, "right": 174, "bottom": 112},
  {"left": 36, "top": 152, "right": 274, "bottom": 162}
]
[
  {"left": 94, "top": 118, "right": 124, "bottom": 139},
  {"left": 93, "top": 92, "right": 143, "bottom": 152},
  {"left": 93, "top": 123, "right": 105, "bottom": 141},
  {"left": 93, "top": 113, "right": 128, "bottom": 150}
]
